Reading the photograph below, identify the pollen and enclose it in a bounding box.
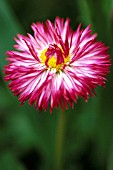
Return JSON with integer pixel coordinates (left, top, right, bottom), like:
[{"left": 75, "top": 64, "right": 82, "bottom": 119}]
[
  {"left": 64, "top": 55, "right": 70, "bottom": 63},
  {"left": 40, "top": 48, "right": 70, "bottom": 71},
  {"left": 40, "top": 49, "right": 46, "bottom": 63},
  {"left": 48, "top": 56, "right": 57, "bottom": 68}
]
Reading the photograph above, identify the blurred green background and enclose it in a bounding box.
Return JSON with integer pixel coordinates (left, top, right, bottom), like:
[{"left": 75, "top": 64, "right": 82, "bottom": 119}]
[{"left": 0, "top": 0, "right": 113, "bottom": 169}]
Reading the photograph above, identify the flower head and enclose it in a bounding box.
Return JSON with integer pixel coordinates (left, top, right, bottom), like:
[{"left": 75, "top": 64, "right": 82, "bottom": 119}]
[{"left": 4, "top": 17, "right": 111, "bottom": 113}]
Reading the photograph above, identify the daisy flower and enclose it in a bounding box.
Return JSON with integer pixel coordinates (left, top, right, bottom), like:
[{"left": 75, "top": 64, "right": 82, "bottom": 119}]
[{"left": 4, "top": 17, "right": 111, "bottom": 113}]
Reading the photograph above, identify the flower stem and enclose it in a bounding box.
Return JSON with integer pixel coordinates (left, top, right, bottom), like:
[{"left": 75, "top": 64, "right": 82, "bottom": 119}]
[{"left": 54, "top": 110, "right": 66, "bottom": 170}]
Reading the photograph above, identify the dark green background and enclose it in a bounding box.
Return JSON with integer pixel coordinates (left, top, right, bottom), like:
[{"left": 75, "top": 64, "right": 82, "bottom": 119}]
[{"left": 0, "top": 0, "right": 113, "bottom": 169}]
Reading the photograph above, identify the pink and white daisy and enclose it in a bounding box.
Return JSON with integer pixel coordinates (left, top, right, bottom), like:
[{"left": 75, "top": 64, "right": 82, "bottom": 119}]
[{"left": 4, "top": 17, "right": 111, "bottom": 113}]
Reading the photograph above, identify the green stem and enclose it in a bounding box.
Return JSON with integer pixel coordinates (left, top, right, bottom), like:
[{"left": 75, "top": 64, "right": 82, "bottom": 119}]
[{"left": 54, "top": 110, "right": 66, "bottom": 170}]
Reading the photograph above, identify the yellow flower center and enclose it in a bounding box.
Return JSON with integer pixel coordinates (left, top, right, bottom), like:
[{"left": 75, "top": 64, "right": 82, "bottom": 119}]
[{"left": 40, "top": 48, "right": 70, "bottom": 71}]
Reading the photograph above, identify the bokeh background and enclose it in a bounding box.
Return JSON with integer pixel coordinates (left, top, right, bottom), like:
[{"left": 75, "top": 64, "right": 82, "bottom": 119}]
[{"left": 0, "top": 0, "right": 113, "bottom": 169}]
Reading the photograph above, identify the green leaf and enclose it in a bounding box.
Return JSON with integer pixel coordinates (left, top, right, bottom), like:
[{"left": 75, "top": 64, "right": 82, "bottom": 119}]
[
  {"left": 0, "top": 152, "right": 26, "bottom": 170},
  {"left": 0, "top": 0, "right": 24, "bottom": 73}
]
